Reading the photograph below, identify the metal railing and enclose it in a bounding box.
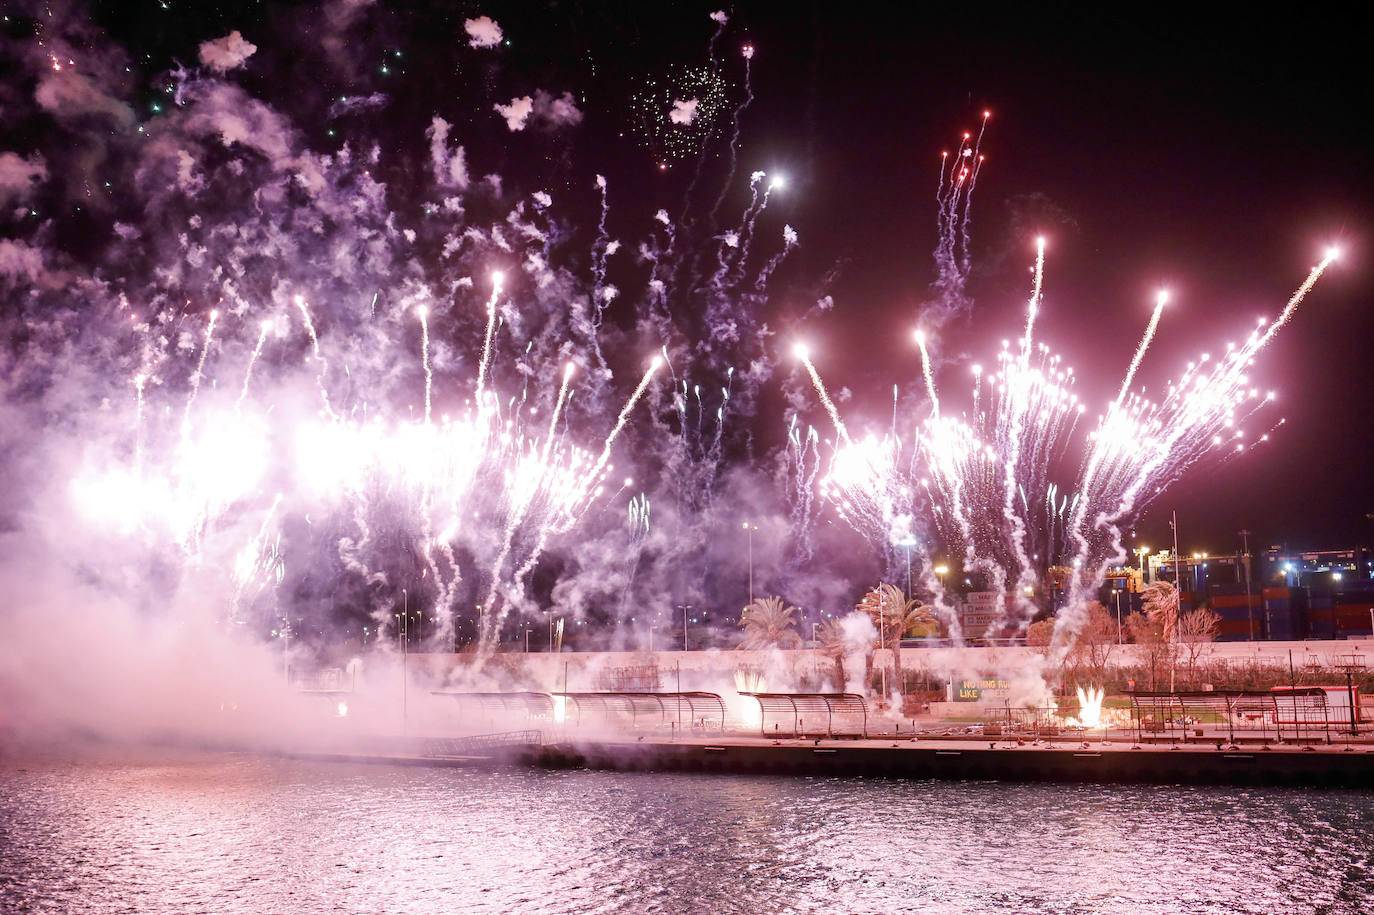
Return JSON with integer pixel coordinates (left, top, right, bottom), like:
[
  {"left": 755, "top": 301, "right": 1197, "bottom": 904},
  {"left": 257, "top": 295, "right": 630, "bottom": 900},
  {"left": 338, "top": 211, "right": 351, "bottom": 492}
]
[
  {"left": 421, "top": 730, "right": 543, "bottom": 758},
  {"left": 1128, "top": 689, "right": 1347, "bottom": 744}
]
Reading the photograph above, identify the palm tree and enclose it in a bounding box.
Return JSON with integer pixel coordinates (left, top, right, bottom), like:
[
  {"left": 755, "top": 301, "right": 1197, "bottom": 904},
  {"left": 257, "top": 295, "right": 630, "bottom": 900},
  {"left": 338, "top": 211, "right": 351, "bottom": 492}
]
[
  {"left": 739, "top": 596, "right": 804, "bottom": 650},
  {"left": 814, "top": 618, "right": 848, "bottom": 690},
  {"left": 857, "top": 583, "right": 937, "bottom": 697}
]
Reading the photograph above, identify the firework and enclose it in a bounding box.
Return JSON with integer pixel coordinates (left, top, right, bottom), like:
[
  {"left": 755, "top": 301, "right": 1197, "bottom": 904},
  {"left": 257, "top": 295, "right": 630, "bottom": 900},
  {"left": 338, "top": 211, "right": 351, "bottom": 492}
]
[
  {"left": 810, "top": 245, "right": 1334, "bottom": 647},
  {"left": 629, "top": 64, "right": 733, "bottom": 164}
]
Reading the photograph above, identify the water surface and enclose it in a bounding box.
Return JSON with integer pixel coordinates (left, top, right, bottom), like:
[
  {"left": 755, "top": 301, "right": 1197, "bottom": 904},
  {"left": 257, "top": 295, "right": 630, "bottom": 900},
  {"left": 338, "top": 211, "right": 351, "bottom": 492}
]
[{"left": 2, "top": 748, "right": 1371, "bottom": 913}]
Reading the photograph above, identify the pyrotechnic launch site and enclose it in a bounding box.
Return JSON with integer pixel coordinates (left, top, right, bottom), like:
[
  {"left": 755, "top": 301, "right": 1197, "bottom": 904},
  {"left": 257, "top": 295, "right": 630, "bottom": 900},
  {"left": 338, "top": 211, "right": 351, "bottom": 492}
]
[
  {"left": 3, "top": 3, "right": 1370, "bottom": 797},
  {"left": 9, "top": 5, "right": 1374, "bottom": 913}
]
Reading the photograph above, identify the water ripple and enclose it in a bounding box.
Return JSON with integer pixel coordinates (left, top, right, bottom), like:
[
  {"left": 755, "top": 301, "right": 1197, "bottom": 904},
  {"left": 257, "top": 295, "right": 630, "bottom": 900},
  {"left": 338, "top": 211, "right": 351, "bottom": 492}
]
[{"left": 2, "top": 752, "right": 1372, "bottom": 914}]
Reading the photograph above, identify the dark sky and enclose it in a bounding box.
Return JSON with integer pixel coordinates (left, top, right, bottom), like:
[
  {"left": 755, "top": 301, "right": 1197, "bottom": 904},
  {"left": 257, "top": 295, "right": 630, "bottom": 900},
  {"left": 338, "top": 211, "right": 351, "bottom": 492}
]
[
  {"left": 28, "top": 2, "right": 1374, "bottom": 569},
  {"left": 743, "top": 7, "right": 1374, "bottom": 556}
]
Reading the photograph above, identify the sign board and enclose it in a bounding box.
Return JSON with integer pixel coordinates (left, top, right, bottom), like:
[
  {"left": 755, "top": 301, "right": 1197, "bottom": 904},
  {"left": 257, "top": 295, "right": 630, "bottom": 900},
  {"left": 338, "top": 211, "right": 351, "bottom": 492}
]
[
  {"left": 961, "top": 591, "right": 1002, "bottom": 639},
  {"left": 954, "top": 677, "right": 1011, "bottom": 702}
]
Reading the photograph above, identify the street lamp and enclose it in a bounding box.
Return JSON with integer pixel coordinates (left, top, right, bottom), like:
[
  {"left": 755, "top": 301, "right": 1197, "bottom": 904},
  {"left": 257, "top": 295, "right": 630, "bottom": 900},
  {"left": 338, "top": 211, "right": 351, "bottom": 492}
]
[
  {"left": 897, "top": 536, "right": 917, "bottom": 600},
  {"left": 934, "top": 564, "right": 948, "bottom": 589},
  {"left": 282, "top": 615, "right": 291, "bottom": 685},
  {"left": 524, "top": 628, "right": 532, "bottom": 653},
  {"left": 677, "top": 604, "right": 693, "bottom": 651},
  {"left": 1239, "top": 528, "right": 1255, "bottom": 640},
  {"left": 742, "top": 522, "right": 759, "bottom": 603}
]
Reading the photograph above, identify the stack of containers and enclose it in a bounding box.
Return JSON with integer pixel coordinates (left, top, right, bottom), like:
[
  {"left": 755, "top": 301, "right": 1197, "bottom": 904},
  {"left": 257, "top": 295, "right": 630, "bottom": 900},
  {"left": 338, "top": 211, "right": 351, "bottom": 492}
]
[
  {"left": 1333, "top": 579, "right": 1374, "bottom": 638},
  {"left": 1261, "top": 585, "right": 1299, "bottom": 640},
  {"left": 1209, "top": 583, "right": 1260, "bottom": 641},
  {"left": 1307, "top": 584, "right": 1335, "bottom": 638}
]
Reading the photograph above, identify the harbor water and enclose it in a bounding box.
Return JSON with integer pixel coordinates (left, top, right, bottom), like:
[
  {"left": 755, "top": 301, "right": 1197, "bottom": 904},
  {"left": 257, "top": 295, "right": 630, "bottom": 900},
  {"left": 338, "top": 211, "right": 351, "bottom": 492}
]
[{"left": 2, "top": 748, "right": 1371, "bottom": 914}]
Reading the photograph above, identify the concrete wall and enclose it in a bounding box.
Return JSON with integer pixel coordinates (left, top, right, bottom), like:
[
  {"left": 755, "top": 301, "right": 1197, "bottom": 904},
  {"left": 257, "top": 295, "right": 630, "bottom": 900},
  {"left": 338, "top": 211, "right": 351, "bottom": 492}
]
[
  {"left": 405, "top": 647, "right": 836, "bottom": 693},
  {"left": 397, "top": 638, "right": 1374, "bottom": 692}
]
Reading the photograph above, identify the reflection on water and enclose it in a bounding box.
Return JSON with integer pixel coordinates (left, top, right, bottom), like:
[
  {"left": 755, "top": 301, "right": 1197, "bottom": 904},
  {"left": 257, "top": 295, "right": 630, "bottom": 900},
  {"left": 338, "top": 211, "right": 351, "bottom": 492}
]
[{"left": 2, "top": 748, "right": 1372, "bottom": 914}]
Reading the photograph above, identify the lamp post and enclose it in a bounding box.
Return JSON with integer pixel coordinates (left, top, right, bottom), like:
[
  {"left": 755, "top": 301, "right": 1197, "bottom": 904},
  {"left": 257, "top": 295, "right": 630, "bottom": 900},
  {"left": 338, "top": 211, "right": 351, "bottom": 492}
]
[
  {"left": 524, "top": 628, "right": 532, "bottom": 653},
  {"left": 1170, "top": 511, "right": 1181, "bottom": 693},
  {"left": 395, "top": 601, "right": 408, "bottom": 731},
  {"left": 1239, "top": 528, "right": 1255, "bottom": 641},
  {"left": 742, "top": 522, "right": 758, "bottom": 604},
  {"left": 877, "top": 591, "right": 888, "bottom": 700},
  {"left": 1113, "top": 589, "right": 1124, "bottom": 644},
  {"left": 934, "top": 564, "right": 949, "bottom": 591},
  {"left": 677, "top": 604, "right": 693, "bottom": 651},
  {"left": 898, "top": 536, "right": 917, "bottom": 601}
]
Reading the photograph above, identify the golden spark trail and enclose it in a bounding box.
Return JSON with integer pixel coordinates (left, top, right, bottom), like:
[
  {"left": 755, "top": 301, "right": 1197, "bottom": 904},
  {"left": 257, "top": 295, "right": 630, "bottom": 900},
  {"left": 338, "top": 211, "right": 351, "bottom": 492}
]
[
  {"left": 293, "top": 295, "right": 335, "bottom": 418},
  {"left": 796, "top": 345, "right": 850, "bottom": 443},
  {"left": 1021, "top": 237, "right": 1046, "bottom": 358},
  {"left": 542, "top": 362, "right": 575, "bottom": 465},
  {"left": 476, "top": 273, "right": 503, "bottom": 408},
  {"left": 418, "top": 306, "right": 432, "bottom": 425},
  {"left": 181, "top": 309, "right": 217, "bottom": 434},
  {"left": 589, "top": 356, "right": 662, "bottom": 481},
  {"left": 1253, "top": 250, "right": 1338, "bottom": 348},
  {"left": 133, "top": 373, "right": 146, "bottom": 475},
  {"left": 477, "top": 356, "right": 660, "bottom": 661},
  {"left": 294, "top": 295, "right": 321, "bottom": 356},
  {"left": 238, "top": 320, "right": 270, "bottom": 410},
  {"left": 914, "top": 331, "right": 940, "bottom": 418},
  {"left": 1116, "top": 291, "right": 1168, "bottom": 406}
]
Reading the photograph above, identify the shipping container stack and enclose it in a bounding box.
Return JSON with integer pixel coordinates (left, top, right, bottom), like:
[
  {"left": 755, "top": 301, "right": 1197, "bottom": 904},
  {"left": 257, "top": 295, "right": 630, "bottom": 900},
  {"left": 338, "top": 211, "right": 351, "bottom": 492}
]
[
  {"left": 1332, "top": 578, "right": 1374, "bottom": 639},
  {"left": 1207, "top": 582, "right": 1262, "bottom": 641},
  {"left": 1307, "top": 586, "right": 1335, "bottom": 638},
  {"left": 1261, "top": 586, "right": 1301, "bottom": 640}
]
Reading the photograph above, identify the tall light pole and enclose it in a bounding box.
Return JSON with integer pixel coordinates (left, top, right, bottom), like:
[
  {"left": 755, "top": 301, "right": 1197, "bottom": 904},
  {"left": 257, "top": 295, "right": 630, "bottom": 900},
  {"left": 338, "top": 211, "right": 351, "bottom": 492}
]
[
  {"left": 677, "top": 604, "right": 693, "bottom": 651},
  {"left": 395, "top": 603, "right": 408, "bottom": 730},
  {"left": 1239, "top": 528, "right": 1255, "bottom": 641},
  {"left": 898, "top": 536, "right": 917, "bottom": 600},
  {"left": 742, "top": 522, "right": 758, "bottom": 604},
  {"left": 1113, "top": 589, "right": 1123, "bottom": 644},
  {"left": 1170, "top": 511, "right": 1181, "bottom": 693},
  {"left": 880, "top": 596, "right": 887, "bottom": 699}
]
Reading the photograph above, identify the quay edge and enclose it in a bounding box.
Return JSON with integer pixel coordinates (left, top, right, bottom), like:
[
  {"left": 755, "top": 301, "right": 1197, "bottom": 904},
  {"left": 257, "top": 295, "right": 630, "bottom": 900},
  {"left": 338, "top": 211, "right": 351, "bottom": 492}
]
[{"left": 532, "top": 738, "right": 1374, "bottom": 787}]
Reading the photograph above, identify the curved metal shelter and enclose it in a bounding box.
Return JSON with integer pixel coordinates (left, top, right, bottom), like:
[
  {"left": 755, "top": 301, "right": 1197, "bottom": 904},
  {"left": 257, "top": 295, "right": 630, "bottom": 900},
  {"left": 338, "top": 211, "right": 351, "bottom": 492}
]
[
  {"left": 1128, "top": 688, "right": 1336, "bottom": 743},
  {"left": 430, "top": 690, "right": 556, "bottom": 723},
  {"left": 739, "top": 692, "right": 869, "bottom": 738},
  {"left": 554, "top": 691, "right": 727, "bottom": 732}
]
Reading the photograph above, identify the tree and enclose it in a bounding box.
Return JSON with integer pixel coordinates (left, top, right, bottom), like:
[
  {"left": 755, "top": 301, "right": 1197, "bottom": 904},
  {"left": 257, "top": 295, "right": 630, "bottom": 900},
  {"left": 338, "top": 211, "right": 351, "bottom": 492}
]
[
  {"left": 814, "top": 618, "right": 848, "bottom": 690},
  {"left": 1026, "top": 619, "right": 1055, "bottom": 650},
  {"left": 1178, "top": 607, "right": 1221, "bottom": 689},
  {"left": 857, "top": 583, "right": 936, "bottom": 697},
  {"left": 1071, "top": 602, "right": 1119, "bottom": 687},
  {"left": 1141, "top": 580, "right": 1180, "bottom": 691},
  {"left": 1126, "top": 610, "right": 1176, "bottom": 692},
  {"left": 739, "top": 596, "right": 804, "bottom": 650}
]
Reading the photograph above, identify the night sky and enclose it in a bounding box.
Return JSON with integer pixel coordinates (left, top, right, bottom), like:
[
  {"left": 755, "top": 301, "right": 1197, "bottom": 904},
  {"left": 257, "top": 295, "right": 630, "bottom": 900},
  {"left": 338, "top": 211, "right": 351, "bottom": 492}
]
[{"left": 3, "top": 2, "right": 1372, "bottom": 633}]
